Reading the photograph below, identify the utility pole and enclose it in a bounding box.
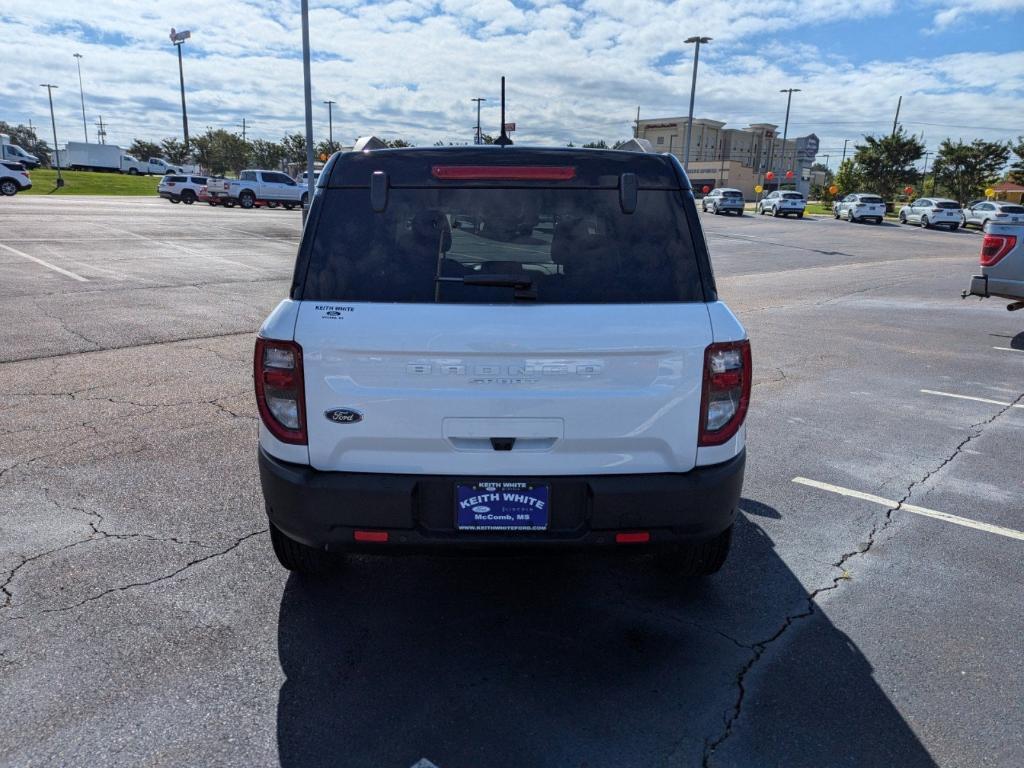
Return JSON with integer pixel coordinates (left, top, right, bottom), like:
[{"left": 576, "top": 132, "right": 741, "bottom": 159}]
[
  {"left": 823, "top": 154, "right": 830, "bottom": 171},
  {"left": 779, "top": 88, "right": 800, "bottom": 187},
  {"left": 73, "top": 53, "right": 88, "bottom": 142},
  {"left": 891, "top": 95, "right": 902, "bottom": 137},
  {"left": 95, "top": 116, "right": 107, "bottom": 144},
  {"left": 922, "top": 150, "right": 931, "bottom": 195},
  {"left": 683, "top": 36, "right": 711, "bottom": 171},
  {"left": 635, "top": 106, "right": 640, "bottom": 138},
  {"left": 471, "top": 97, "right": 486, "bottom": 145},
  {"left": 169, "top": 29, "right": 192, "bottom": 153},
  {"left": 240, "top": 118, "right": 247, "bottom": 142},
  {"left": 840, "top": 138, "right": 849, "bottom": 166},
  {"left": 300, "top": 0, "right": 315, "bottom": 219},
  {"left": 40, "top": 84, "right": 63, "bottom": 188},
  {"left": 323, "top": 100, "right": 336, "bottom": 151}
]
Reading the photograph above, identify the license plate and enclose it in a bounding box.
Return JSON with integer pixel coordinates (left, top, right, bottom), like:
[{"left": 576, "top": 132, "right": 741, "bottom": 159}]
[{"left": 456, "top": 482, "right": 550, "bottom": 531}]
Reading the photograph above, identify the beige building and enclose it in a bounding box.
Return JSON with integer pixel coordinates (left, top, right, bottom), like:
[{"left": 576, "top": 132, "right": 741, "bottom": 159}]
[{"left": 636, "top": 117, "right": 818, "bottom": 199}]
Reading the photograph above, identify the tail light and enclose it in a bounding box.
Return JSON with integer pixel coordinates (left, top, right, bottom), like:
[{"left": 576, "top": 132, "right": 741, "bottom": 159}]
[
  {"left": 980, "top": 234, "right": 1017, "bottom": 267},
  {"left": 698, "top": 340, "right": 752, "bottom": 447},
  {"left": 254, "top": 338, "right": 307, "bottom": 444}
]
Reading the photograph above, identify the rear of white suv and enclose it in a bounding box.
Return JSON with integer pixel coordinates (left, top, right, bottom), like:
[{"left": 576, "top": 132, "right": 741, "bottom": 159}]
[
  {"left": 256, "top": 147, "right": 749, "bottom": 577},
  {"left": 0, "top": 162, "right": 32, "bottom": 196}
]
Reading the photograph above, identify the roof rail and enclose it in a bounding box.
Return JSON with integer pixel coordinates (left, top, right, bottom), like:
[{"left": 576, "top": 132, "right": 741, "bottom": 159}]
[
  {"left": 353, "top": 136, "right": 387, "bottom": 152},
  {"left": 615, "top": 138, "right": 654, "bottom": 153}
]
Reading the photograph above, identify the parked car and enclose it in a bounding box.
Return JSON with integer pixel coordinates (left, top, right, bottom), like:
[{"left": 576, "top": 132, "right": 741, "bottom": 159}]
[
  {"left": 963, "top": 222, "right": 1024, "bottom": 310},
  {"left": 157, "top": 174, "right": 208, "bottom": 204},
  {"left": 255, "top": 143, "right": 750, "bottom": 577},
  {"left": 756, "top": 190, "right": 806, "bottom": 218},
  {"left": 701, "top": 188, "right": 745, "bottom": 216},
  {"left": 961, "top": 200, "right": 1024, "bottom": 230},
  {"left": 833, "top": 193, "right": 886, "bottom": 224},
  {"left": 898, "top": 198, "right": 962, "bottom": 230},
  {"left": 0, "top": 161, "right": 32, "bottom": 196},
  {"left": 206, "top": 170, "right": 308, "bottom": 210},
  {"left": 146, "top": 157, "right": 198, "bottom": 175}
]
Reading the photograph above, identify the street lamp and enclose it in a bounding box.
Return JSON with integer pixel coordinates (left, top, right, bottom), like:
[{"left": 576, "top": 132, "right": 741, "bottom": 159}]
[
  {"left": 73, "top": 53, "right": 88, "bottom": 142},
  {"left": 779, "top": 87, "right": 801, "bottom": 187},
  {"left": 683, "top": 35, "right": 711, "bottom": 172},
  {"left": 169, "top": 28, "right": 191, "bottom": 153},
  {"left": 300, "top": 0, "right": 315, "bottom": 218},
  {"left": 323, "top": 100, "right": 336, "bottom": 153},
  {"left": 471, "top": 97, "right": 486, "bottom": 144},
  {"left": 40, "top": 84, "right": 63, "bottom": 188}
]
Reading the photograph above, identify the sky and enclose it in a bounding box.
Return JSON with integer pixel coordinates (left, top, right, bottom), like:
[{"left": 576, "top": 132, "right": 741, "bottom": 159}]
[{"left": 2, "top": 0, "right": 1022, "bottom": 166}]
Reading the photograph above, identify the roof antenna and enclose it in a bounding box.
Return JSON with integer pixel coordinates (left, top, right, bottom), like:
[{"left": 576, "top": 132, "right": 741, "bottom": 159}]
[{"left": 495, "top": 76, "right": 513, "bottom": 146}]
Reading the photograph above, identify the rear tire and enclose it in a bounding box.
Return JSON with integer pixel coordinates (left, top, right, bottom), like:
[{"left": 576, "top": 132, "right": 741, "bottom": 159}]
[
  {"left": 797, "top": 212, "right": 804, "bottom": 219},
  {"left": 0, "top": 179, "right": 18, "bottom": 196},
  {"left": 833, "top": 208, "right": 840, "bottom": 219},
  {"left": 269, "top": 522, "right": 340, "bottom": 576},
  {"left": 661, "top": 525, "right": 733, "bottom": 577},
  {"left": 128, "top": 168, "right": 138, "bottom": 175},
  {"left": 899, "top": 212, "right": 907, "bottom": 224},
  {"left": 284, "top": 203, "right": 295, "bottom": 210},
  {"left": 772, "top": 206, "right": 780, "bottom": 217},
  {"left": 949, "top": 223, "right": 959, "bottom": 231},
  {"left": 181, "top": 190, "right": 196, "bottom": 205},
  {"left": 169, "top": 198, "right": 180, "bottom": 204},
  {"left": 921, "top": 216, "right": 930, "bottom": 229}
]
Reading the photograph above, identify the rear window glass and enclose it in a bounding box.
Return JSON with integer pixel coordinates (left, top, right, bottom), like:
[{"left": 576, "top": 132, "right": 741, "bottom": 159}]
[
  {"left": 191, "top": 176, "right": 207, "bottom": 185},
  {"left": 935, "top": 201, "right": 960, "bottom": 209},
  {"left": 302, "top": 188, "right": 704, "bottom": 304},
  {"left": 999, "top": 205, "right": 1024, "bottom": 214},
  {"left": 782, "top": 193, "right": 803, "bottom": 200},
  {"left": 167, "top": 176, "right": 187, "bottom": 183},
  {"left": 859, "top": 196, "right": 884, "bottom": 204},
  {"left": 722, "top": 190, "right": 743, "bottom": 198}
]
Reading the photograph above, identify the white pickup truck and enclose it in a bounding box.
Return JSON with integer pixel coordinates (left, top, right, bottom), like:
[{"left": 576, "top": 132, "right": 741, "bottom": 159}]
[
  {"left": 964, "top": 222, "right": 1024, "bottom": 311},
  {"left": 205, "top": 169, "right": 308, "bottom": 209}
]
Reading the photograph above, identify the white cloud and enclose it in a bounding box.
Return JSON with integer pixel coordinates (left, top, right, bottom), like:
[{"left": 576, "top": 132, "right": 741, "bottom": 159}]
[
  {"left": 0, "top": 0, "right": 1020, "bottom": 161},
  {"left": 928, "top": 0, "right": 1024, "bottom": 31}
]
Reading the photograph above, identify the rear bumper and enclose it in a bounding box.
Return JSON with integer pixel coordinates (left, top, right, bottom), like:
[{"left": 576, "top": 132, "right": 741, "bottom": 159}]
[
  {"left": 967, "top": 274, "right": 1024, "bottom": 302},
  {"left": 259, "top": 447, "right": 745, "bottom": 552},
  {"left": 158, "top": 191, "right": 177, "bottom": 200}
]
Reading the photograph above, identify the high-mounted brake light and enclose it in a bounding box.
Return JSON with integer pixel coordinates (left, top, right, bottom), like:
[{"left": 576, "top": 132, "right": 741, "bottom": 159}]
[
  {"left": 254, "top": 338, "right": 307, "bottom": 444},
  {"left": 431, "top": 165, "right": 576, "bottom": 181},
  {"left": 698, "top": 340, "right": 752, "bottom": 447},
  {"left": 980, "top": 234, "right": 1017, "bottom": 267}
]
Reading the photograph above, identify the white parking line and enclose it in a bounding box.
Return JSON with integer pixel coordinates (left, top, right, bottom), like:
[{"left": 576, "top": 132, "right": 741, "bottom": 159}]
[
  {"left": 920, "top": 389, "right": 1024, "bottom": 408},
  {"left": 0, "top": 241, "right": 89, "bottom": 282},
  {"left": 793, "top": 477, "right": 1024, "bottom": 541},
  {"left": 993, "top": 346, "right": 1022, "bottom": 353}
]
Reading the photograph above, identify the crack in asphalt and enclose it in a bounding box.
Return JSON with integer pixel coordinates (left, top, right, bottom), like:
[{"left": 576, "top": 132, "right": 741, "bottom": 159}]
[
  {"left": 0, "top": 330, "right": 257, "bottom": 365},
  {"left": 12, "top": 529, "right": 267, "bottom": 619},
  {"left": 701, "top": 389, "right": 1024, "bottom": 766}
]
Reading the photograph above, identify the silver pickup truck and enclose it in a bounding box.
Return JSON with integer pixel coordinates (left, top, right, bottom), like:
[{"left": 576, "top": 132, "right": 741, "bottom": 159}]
[{"left": 963, "top": 222, "right": 1024, "bottom": 311}]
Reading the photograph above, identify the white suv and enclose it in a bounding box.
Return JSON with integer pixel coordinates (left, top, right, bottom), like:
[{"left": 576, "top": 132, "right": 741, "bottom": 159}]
[
  {"left": 157, "top": 174, "right": 208, "bottom": 204},
  {"left": 757, "top": 190, "right": 806, "bottom": 218},
  {"left": 898, "top": 197, "right": 962, "bottom": 230},
  {"left": 255, "top": 145, "right": 750, "bottom": 577},
  {"left": 0, "top": 162, "right": 32, "bottom": 196}
]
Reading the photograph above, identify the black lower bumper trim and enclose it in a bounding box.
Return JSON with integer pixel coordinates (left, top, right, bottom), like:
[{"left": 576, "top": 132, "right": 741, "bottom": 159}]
[{"left": 259, "top": 447, "right": 745, "bottom": 552}]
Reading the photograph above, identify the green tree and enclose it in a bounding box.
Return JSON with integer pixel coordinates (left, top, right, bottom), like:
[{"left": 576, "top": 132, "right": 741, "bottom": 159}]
[
  {"left": 250, "top": 139, "right": 286, "bottom": 170},
  {"left": 191, "top": 129, "right": 250, "bottom": 175},
  {"left": 1008, "top": 136, "right": 1024, "bottom": 185},
  {"left": 280, "top": 133, "right": 307, "bottom": 164},
  {"left": 832, "top": 158, "right": 861, "bottom": 197},
  {"left": 809, "top": 162, "right": 836, "bottom": 201},
  {"left": 0, "top": 121, "right": 50, "bottom": 165},
  {"left": 383, "top": 138, "right": 413, "bottom": 148},
  {"left": 582, "top": 140, "right": 609, "bottom": 149},
  {"left": 852, "top": 128, "right": 924, "bottom": 201},
  {"left": 129, "top": 139, "right": 162, "bottom": 161},
  {"left": 932, "top": 138, "right": 1010, "bottom": 204},
  {"left": 160, "top": 137, "right": 189, "bottom": 164}
]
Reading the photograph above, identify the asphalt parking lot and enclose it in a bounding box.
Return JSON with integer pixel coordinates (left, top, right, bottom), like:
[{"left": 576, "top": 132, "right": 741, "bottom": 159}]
[{"left": 1, "top": 196, "right": 1021, "bottom": 768}]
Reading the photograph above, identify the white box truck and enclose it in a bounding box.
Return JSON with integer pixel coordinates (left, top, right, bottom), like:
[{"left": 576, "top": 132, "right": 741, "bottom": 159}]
[
  {"left": 0, "top": 134, "right": 41, "bottom": 169},
  {"left": 56, "top": 142, "right": 147, "bottom": 174}
]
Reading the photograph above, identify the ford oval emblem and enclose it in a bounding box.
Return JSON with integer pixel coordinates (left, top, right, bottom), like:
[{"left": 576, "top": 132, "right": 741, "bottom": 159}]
[{"left": 325, "top": 408, "right": 362, "bottom": 424}]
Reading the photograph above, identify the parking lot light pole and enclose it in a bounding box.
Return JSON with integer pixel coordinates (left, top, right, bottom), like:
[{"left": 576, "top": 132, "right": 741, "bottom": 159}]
[
  {"left": 40, "top": 84, "right": 64, "bottom": 188},
  {"left": 73, "top": 53, "right": 88, "bottom": 142},
  {"left": 683, "top": 36, "right": 711, "bottom": 172},
  {"left": 169, "top": 29, "right": 192, "bottom": 153},
  {"left": 301, "top": 0, "right": 315, "bottom": 221},
  {"left": 779, "top": 88, "right": 800, "bottom": 187},
  {"left": 323, "top": 100, "right": 336, "bottom": 152}
]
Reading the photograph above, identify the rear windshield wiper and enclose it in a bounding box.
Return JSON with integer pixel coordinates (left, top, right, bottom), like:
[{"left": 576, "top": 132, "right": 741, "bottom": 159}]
[{"left": 436, "top": 274, "right": 537, "bottom": 300}]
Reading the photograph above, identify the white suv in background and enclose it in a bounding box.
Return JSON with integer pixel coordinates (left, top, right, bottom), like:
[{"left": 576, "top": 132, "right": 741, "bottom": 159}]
[
  {"left": 0, "top": 162, "right": 32, "bottom": 196},
  {"left": 898, "top": 198, "right": 962, "bottom": 230},
  {"left": 757, "top": 190, "right": 806, "bottom": 218},
  {"left": 833, "top": 193, "right": 886, "bottom": 224},
  {"left": 255, "top": 144, "right": 750, "bottom": 579},
  {"left": 157, "top": 174, "right": 209, "bottom": 205},
  {"left": 702, "top": 188, "right": 745, "bottom": 216}
]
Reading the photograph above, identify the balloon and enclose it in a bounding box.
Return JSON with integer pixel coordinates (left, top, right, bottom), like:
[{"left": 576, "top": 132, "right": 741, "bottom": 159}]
[
  {"left": 985, "top": 187, "right": 995, "bottom": 198},
  {"left": 785, "top": 170, "right": 794, "bottom": 179},
  {"left": 904, "top": 186, "right": 914, "bottom": 195},
  {"left": 702, "top": 185, "right": 711, "bottom": 194},
  {"left": 829, "top": 185, "right": 838, "bottom": 195},
  {"left": 754, "top": 184, "right": 763, "bottom": 194},
  {"left": 765, "top": 172, "right": 775, "bottom": 181}
]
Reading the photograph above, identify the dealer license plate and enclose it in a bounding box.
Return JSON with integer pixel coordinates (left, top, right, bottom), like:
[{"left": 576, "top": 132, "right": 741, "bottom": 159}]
[{"left": 455, "top": 482, "right": 550, "bottom": 531}]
